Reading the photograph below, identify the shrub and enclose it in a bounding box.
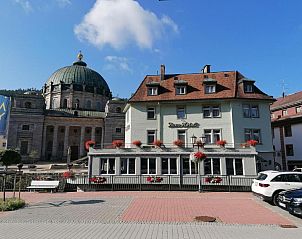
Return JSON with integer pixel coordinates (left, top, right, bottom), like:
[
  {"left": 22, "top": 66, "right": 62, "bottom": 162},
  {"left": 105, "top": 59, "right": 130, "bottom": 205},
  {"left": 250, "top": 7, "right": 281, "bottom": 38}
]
[{"left": 0, "top": 198, "right": 25, "bottom": 211}]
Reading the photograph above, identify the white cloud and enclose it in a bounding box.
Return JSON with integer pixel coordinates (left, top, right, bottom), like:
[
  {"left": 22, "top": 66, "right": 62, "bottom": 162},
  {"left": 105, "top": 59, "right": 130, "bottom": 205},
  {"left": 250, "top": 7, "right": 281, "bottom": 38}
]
[
  {"left": 14, "top": 0, "right": 33, "bottom": 13},
  {"left": 104, "top": 56, "right": 132, "bottom": 72},
  {"left": 74, "top": 0, "right": 178, "bottom": 50},
  {"left": 56, "top": 0, "right": 71, "bottom": 8}
]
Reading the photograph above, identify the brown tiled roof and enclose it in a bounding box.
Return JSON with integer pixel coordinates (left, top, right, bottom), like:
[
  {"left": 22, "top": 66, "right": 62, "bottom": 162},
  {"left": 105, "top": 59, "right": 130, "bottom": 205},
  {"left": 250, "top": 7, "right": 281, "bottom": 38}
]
[
  {"left": 271, "top": 91, "right": 302, "bottom": 110},
  {"left": 129, "top": 71, "right": 274, "bottom": 102}
]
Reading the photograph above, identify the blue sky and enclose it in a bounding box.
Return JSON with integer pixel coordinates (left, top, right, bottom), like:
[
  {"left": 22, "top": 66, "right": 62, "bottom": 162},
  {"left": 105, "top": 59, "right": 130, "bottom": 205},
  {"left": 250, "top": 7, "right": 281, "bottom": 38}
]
[{"left": 1, "top": 0, "right": 302, "bottom": 98}]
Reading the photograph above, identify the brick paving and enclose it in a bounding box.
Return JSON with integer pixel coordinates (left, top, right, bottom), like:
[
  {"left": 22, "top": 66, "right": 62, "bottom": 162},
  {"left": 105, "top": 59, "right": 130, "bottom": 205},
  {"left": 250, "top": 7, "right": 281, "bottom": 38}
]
[{"left": 0, "top": 191, "right": 301, "bottom": 239}]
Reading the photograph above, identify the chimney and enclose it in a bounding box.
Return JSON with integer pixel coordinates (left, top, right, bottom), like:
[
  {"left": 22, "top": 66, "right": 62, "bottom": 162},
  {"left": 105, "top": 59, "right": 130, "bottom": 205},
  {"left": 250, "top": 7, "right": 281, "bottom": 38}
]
[
  {"left": 202, "top": 65, "right": 211, "bottom": 74},
  {"left": 160, "top": 64, "right": 165, "bottom": 81}
]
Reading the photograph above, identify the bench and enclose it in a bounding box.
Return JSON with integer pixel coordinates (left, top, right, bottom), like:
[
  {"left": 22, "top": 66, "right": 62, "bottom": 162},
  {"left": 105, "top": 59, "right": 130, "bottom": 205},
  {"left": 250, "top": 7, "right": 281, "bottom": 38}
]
[{"left": 27, "top": 180, "right": 60, "bottom": 193}]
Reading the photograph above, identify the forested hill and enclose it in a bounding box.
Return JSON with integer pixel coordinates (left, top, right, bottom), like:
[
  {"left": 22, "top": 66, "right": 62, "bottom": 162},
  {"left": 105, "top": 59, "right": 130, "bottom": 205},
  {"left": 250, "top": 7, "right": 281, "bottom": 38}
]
[{"left": 0, "top": 88, "right": 41, "bottom": 97}]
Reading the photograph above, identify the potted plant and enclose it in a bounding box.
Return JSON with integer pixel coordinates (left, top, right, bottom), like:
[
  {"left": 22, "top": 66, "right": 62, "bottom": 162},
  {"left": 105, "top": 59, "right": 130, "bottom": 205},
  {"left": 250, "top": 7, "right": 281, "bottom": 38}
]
[
  {"left": 112, "top": 140, "right": 123, "bottom": 149},
  {"left": 89, "top": 176, "right": 107, "bottom": 184},
  {"left": 63, "top": 171, "right": 75, "bottom": 179},
  {"left": 152, "top": 140, "right": 163, "bottom": 148},
  {"left": 132, "top": 140, "right": 142, "bottom": 148},
  {"left": 146, "top": 176, "right": 163, "bottom": 183},
  {"left": 173, "top": 139, "right": 183, "bottom": 147},
  {"left": 216, "top": 140, "right": 227, "bottom": 147},
  {"left": 205, "top": 176, "right": 222, "bottom": 184},
  {"left": 190, "top": 151, "right": 207, "bottom": 163},
  {"left": 85, "top": 140, "right": 95, "bottom": 151},
  {"left": 247, "top": 140, "right": 258, "bottom": 147}
]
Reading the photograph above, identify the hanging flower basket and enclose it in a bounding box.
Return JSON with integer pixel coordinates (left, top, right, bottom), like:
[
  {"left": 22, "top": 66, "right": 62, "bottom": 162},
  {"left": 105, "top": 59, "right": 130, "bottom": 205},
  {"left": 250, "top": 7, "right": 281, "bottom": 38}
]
[
  {"left": 112, "top": 140, "right": 123, "bottom": 148},
  {"left": 63, "top": 171, "right": 75, "bottom": 179},
  {"left": 132, "top": 140, "right": 142, "bottom": 148},
  {"left": 216, "top": 140, "right": 227, "bottom": 147},
  {"left": 152, "top": 140, "right": 163, "bottom": 148},
  {"left": 247, "top": 140, "right": 258, "bottom": 147},
  {"left": 173, "top": 139, "right": 183, "bottom": 147},
  {"left": 85, "top": 140, "right": 95, "bottom": 151},
  {"left": 190, "top": 151, "right": 207, "bottom": 163},
  {"left": 205, "top": 176, "right": 222, "bottom": 184},
  {"left": 89, "top": 176, "right": 107, "bottom": 184},
  {"left": 146, "top": 176, "right": 163, "bottom": 183}
]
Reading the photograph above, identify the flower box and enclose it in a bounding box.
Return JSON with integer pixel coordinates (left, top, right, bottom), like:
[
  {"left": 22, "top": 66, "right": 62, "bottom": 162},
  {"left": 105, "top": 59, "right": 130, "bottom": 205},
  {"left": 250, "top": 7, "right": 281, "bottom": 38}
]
[
  {"left": 205, "top": 176, "right": 222, "bottom": 184},
  {"left": 132, "top": 140, "right": 142, "bottom": 148},
  {"left": 246, "top": 140, "right": 258, "bottom": 147},
  {"left": 89, "top": 176, "right": 107, "bottom": 184},
  {"left": 173, "top": 139, "right": 183, "bottom": 147},
  {"left": 85, "top": 140, "right": 95, "bottom": 151},
  {"left": 63, "top": 171, "right": 75, "bottom": 179},
  {"left": 152, "top": 140, "right": 163, "bottom": 148},
  {"left": 146, "top": 176, "right": 163, "bottom": 183},
  {"left": 216, "top": 140, "right": 227, "bottom": 147},
  {"left": 112, "top": 140, "right": 123, "bottom": 148}
]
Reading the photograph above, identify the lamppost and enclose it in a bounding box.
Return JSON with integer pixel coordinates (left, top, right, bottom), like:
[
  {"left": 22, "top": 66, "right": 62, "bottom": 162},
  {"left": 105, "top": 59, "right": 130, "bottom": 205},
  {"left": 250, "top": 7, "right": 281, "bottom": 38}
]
[
  {"left": 190, "top": 134, "right": 207, "bottom": 192},
  {"left": 17, "top": 163, "right": 23, "bottom": 200}
]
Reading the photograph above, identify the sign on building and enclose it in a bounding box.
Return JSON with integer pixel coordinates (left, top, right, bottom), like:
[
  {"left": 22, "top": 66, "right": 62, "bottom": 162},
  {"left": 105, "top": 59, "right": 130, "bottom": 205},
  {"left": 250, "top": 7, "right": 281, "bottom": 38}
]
[{"left": 0, "top": 95, "right": 11, "bottom": 135}]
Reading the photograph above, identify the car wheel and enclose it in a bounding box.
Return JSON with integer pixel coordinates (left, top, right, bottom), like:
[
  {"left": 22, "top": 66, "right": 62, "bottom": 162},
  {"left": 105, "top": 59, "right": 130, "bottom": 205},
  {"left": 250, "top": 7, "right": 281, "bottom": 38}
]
[{"left": 272, "top": 191, "right": 282, "bottom": 206}]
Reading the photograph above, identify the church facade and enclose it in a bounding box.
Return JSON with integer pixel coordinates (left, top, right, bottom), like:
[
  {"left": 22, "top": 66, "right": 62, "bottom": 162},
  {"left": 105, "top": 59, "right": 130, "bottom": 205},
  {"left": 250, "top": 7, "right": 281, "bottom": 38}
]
[{"left": 4, "top": 53, "right": 126, "bottom": 162}]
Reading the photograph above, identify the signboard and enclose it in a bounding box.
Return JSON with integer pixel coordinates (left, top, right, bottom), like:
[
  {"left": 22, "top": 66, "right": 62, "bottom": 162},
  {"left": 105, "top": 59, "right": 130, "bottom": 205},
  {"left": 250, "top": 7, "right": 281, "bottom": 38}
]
[
  {"left": 168, "top": 122, "right": 199, "bottom": 128},
  {"left": 0, "top": 95, "right": 10, "bottom": 135}
]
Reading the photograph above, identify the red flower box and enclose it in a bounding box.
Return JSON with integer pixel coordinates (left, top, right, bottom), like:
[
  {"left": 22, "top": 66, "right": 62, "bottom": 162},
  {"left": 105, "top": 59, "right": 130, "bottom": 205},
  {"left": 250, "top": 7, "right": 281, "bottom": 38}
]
[
  {"left": 63, "top": 171, "right": 75, "bottom": 179},
  {"left": 247, "top": 140, "right": 258, "bottom": 146},
  {"left": 216, "top": 140, "right": 227, "bottom": 147},
  {"left": 152, "top": 140, "right": 163, "bottom": 147},
  {"left": 132, "top": 140, "right": 142, "bottom": 147},
  {"left": 89, "top": 176, "right": 107, "bottom": 184},
  {"left": 194, "top": 151, "right": 206, "bottom": 160},
  {"left": 146, "top": 176, "right": 163, "bottom": 183},
  {"left": 173, "top": 139, "right": 183, "bottom": 147},
  {"left": 205, "top": 176, "right": 222, "bottom": 184},
  {"left": 112, "top": 140, "right": 123, "bottom": 148},
  {"left": 85, "top": 140, "right": 95, "bottom": 151}
]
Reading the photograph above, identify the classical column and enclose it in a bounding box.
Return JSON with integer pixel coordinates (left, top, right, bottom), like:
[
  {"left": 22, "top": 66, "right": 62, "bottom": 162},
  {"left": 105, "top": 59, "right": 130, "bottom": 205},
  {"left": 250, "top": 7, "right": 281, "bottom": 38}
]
[
  {"left": 63, "top": 126, "right": 69, "bottom": 158},
  {"left": 51, "top": 125, "right": 59, "bottom": 160},
  {"left": 91, "top": 127, "right": 96, "bottom": 141},
  {"left": 41, "top": 125, "right": 48, "bottom": 160},
  {"left": 79, "top": 126, "right": 85, "bottom": 158}
]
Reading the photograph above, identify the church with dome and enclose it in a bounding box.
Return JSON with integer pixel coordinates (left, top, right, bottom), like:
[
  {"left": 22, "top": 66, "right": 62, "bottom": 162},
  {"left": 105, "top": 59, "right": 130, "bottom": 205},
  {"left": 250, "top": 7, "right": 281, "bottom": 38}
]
[{"left": 5, "top": 52, "right": 126, "bottom": 162}]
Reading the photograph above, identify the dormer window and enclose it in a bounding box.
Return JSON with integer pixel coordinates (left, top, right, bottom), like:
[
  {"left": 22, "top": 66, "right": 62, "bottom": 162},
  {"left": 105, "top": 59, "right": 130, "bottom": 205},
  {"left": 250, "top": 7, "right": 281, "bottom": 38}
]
[
  {"left": 176, "top": 86, "right": 186, "bottom": 95},
  {"left": 147, "top": 87, "right": 158, "bottom": 96},
  {"left": 244, "top": 83, "right": 254, "bottom": 93},
  {"left": 205, "top": 84, "right": 216, "bottom": 94}
]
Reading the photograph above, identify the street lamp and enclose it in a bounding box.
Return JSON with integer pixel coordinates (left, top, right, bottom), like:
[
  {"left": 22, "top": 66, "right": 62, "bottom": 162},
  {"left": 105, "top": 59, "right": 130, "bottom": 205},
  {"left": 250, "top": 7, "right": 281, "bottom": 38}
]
[
  {"left": 190, "top": 134, "right": 207, "bottom": 193},
  {"left": 17, "top": 163, "right": 23, "bottom": 200}
]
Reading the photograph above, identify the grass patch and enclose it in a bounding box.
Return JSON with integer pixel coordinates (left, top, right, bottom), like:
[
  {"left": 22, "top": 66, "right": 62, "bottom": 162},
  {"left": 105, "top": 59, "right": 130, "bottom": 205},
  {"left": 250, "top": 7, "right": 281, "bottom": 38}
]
[{"left": 0, "top": 198, "right": 26, "bottom": 211}]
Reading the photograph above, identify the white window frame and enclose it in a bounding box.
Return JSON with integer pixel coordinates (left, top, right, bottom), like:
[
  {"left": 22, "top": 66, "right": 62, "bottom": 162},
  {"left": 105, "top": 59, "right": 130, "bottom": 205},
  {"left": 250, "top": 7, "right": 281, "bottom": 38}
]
[
  {"left": 120, "top": 158, "right": 136, "bottom": 174},
  {"left": 244, "top": 84, "right": 254, "bottom": 93},
  {"left": 204, "top": 158, "right": 221, "bottom": 175},
  {"left": 141, "top": 158, "right": 157, "bottom": 175},
  {"left": 147, "top": 130, "right": 156, "bottom": 145},
  {"left": 147, "top": 87, "right": 158, "bottom": 96},
  {"left": 176, "top": 86, "right": 186, "bottom": 95},
  {"left": 226, "top": 158, "right": 244, "bottom": 175},
  {"left": 147, "top": 107, "right": 156, "bottom": 119},
  {"left": 203, "top": 129, "right": 221, "bottom": 144},
  {"left": 161, "top": 158, "right": 178, "bottom": 175},
  {"left": 182, "top": 158, "right": 197, "bottom": 175},
  {"left": 177, "top": 130, "right": 186, "bottom": 146},
  {"left": 243, "top": 104, "right": 259, "bottom": 118},
  {"left": 205, "top": 84, "right": 216, "bottom": 94},
  {"left": 203, "top": 106, "right": 221, "bottom": 118},
  {"left": 244, "top": 128, "right": 261, "bottom": 143},
  {"left": 100, "top": 158, "right": 116, "bottom": 175},
  {"left": 176, "top": 106, "right": 186, "bottom": 119}
]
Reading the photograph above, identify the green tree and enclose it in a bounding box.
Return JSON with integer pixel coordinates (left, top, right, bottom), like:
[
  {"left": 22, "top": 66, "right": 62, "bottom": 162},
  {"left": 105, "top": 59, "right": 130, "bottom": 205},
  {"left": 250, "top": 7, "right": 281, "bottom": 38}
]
[{"left": 0, "top": 149, "right": 21, "bottom": 201}]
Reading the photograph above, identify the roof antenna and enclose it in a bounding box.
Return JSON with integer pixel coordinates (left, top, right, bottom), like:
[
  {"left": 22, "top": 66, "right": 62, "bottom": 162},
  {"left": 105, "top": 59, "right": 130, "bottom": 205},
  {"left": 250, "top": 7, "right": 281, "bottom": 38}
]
[{"left": 281, "top": 79, "right": 287, "bottom": 98}]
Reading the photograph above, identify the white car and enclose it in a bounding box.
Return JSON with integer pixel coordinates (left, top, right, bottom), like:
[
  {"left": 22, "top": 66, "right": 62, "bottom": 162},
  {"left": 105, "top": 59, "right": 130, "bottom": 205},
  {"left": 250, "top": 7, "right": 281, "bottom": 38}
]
[{"left": 251, "top": 170, "right": 302, "bottom": 205}]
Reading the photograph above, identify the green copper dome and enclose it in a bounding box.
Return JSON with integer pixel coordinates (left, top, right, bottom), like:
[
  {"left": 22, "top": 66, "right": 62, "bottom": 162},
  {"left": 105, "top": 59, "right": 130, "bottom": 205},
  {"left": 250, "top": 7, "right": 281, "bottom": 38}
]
[{"left": 46, "top": 54, "right": 110, "bottom": 95}]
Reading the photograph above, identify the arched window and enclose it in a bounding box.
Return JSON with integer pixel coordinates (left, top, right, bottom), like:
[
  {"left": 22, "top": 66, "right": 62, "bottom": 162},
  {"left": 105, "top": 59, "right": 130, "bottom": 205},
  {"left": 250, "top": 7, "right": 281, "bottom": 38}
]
[
  {"left": 116, "top": 107, "right": 122, "bottom": 113},
  {"left": 74, "top": 99, "right": 80, "bottom": 109},
  {"left": 63, "top": 99, "right": 68, "bottom": 108},
  {"left": 96, "top": 102, "right": 101, "bottom": 111},
  {"left": 86, "top": 100, "right": 92, "bottom": 109},
  {"left": 24, "top": 102, "right": 32, "bottom": 108}
]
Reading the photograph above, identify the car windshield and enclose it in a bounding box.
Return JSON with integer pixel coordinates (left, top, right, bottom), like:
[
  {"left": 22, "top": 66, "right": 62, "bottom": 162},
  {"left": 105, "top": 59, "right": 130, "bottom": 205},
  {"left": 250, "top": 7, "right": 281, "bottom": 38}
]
[{"left": 256, "top": 173, "right": 267, "bottom": 180}]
